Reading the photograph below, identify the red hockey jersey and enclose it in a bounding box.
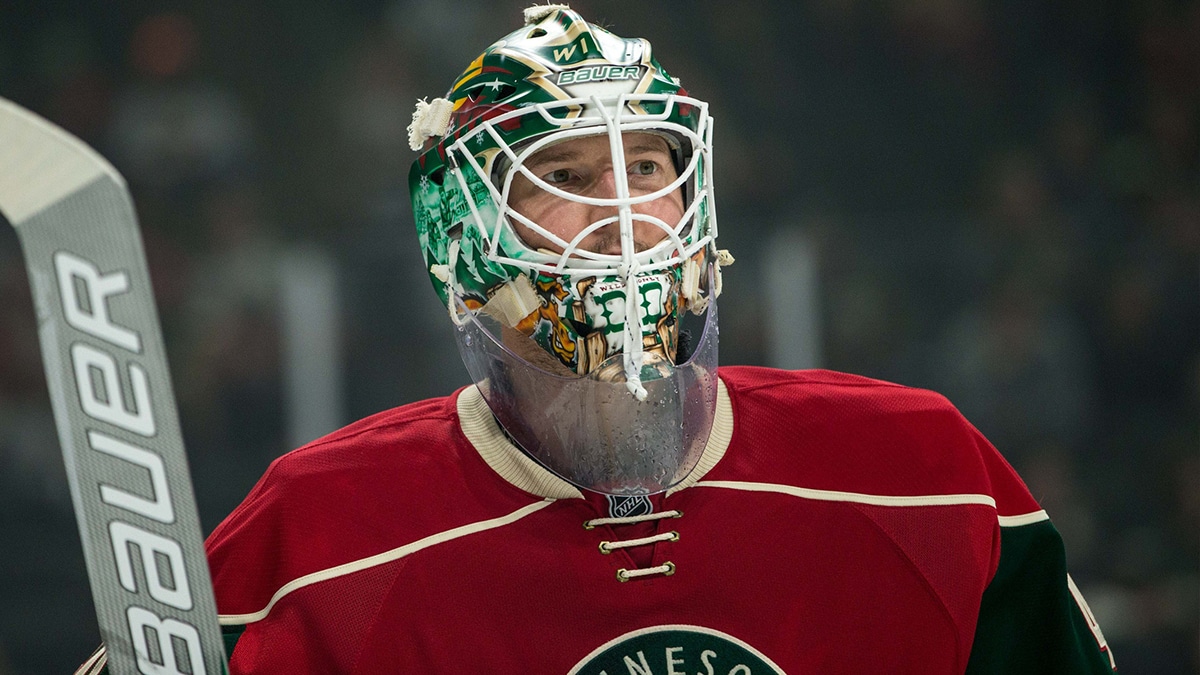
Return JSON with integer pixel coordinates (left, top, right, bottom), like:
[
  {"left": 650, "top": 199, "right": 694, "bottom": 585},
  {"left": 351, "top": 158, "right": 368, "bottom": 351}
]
[{"left": 81, "top": 367, "right": 1115, "bottom": 673}]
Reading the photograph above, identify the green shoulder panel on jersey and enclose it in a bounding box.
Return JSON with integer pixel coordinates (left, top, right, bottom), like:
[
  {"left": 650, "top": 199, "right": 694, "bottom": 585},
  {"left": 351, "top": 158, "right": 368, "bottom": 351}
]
[
  {"left": 965, "top": 518, "right": 1116, "bottom": 673},
  {"left": 76, "top": 624, "right": 245, "bottom": 675}
]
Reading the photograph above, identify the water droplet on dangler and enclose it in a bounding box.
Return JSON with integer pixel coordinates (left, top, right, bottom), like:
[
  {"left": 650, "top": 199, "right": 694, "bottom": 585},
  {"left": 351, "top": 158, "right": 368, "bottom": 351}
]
[{"left": 464, "top": 333, "right": 473, "bottom": 346}]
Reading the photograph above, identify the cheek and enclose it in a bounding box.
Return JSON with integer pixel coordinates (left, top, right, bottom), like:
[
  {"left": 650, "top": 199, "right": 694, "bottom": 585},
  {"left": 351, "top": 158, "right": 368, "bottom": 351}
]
[
  {"left": 636, "top": 193, "right": 686, "bottom": 225},
  {"left": 514, "top": 198, "right": 591, "bottom": 245}
]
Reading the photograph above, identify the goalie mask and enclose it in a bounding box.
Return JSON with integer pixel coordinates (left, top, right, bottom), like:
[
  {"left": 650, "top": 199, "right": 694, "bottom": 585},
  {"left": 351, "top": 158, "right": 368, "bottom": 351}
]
[{"left": 408, "top": 4, "right": 726, "bottom": 495}]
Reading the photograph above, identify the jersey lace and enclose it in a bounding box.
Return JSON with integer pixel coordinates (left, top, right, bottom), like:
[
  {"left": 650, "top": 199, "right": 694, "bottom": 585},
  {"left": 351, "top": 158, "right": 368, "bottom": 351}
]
[{"left": 584, "top": 509, "right": 683, "bottom": 582}]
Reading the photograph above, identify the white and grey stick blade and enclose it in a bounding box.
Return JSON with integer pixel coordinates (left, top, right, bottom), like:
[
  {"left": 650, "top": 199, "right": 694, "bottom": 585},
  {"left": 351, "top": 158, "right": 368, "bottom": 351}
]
[{"left": 0, "top": 96, "right": 227, "bottom": 674}]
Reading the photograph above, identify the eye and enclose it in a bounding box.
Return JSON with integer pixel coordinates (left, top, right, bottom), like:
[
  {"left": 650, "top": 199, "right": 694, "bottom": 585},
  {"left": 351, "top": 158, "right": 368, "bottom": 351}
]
[
  {"left": 544, "top": 168, "right": 573, "bottom": 184},
  {"left": 631, "top": 160, "right": 658, "bottom": 176}
]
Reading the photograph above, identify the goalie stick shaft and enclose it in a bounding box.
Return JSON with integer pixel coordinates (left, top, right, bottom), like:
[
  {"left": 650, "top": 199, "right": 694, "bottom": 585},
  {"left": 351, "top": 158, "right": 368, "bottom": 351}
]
[{"left": 0, "top": 98, "right": 227, "bottom": 674}]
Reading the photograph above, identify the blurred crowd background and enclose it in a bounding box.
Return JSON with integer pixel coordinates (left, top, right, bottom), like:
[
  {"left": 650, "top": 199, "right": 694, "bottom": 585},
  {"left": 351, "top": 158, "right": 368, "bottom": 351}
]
[{"left": 0, "top": 0, "right": 1196, "bottom": 672}]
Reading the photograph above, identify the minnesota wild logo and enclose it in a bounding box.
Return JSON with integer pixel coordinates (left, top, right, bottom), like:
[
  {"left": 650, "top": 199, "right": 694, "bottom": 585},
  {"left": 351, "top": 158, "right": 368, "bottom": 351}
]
[{"left": 568, "top": 625, "right": 785, "bottom": 675}]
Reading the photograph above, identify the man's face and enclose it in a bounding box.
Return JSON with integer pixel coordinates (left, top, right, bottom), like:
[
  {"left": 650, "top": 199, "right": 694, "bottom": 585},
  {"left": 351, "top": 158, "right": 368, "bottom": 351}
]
[{"left": 507, "top": 132, "right": 684, "bottom": 255}]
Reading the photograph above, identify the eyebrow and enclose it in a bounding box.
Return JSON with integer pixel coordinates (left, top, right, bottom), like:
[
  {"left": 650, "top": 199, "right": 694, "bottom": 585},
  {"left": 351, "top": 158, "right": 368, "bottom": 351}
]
[
  {"left": 626, "top": 141, "right": 672, "bottom": 157},
  {"left": 526, "top": 140, "right": 672, "bottom": 167},
  {"left": 525, "top": 147, "right": 582, "bottom": 167}
]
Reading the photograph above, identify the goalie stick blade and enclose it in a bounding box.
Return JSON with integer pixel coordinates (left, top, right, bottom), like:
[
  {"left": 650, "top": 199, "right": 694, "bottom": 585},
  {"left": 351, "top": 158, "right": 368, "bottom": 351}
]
[{"left": 0, "top": 98, "right": 227, "bottom": 674}]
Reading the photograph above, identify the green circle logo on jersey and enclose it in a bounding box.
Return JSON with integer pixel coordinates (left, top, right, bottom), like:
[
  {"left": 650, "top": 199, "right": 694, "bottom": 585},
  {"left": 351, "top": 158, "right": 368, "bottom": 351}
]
[{"left": 567, "top": 625, "right": 785, "bottom": 675}]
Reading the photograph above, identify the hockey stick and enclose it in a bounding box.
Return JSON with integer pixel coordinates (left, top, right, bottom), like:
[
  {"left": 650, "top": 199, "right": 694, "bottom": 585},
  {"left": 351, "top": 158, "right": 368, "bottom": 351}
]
[{"left": 0, "top": 98, "right": 227, "bottom": 674}]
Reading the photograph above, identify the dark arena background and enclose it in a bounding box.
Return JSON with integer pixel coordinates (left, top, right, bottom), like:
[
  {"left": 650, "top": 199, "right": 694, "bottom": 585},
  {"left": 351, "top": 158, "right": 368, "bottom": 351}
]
[{"left": 0, "top": 0, "right": 1196, "bottom": 672}]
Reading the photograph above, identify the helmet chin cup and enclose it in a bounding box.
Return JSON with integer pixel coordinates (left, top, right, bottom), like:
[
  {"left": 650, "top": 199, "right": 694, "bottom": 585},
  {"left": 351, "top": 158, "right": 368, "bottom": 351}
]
[{"left": 451, "top": 268, "right": 719, "bottom": 496}]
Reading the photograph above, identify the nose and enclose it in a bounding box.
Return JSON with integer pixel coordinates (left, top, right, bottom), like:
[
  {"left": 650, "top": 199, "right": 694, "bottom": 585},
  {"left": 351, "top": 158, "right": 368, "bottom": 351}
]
[
  {"left": 573, "top": 169, "right": 676, "bottom": 256},
  {"left": 580, "top": 169, "right": 621, "bottom": 253},
  {"left": 589, "top": 168, "right": 620, "bottom": 200}
]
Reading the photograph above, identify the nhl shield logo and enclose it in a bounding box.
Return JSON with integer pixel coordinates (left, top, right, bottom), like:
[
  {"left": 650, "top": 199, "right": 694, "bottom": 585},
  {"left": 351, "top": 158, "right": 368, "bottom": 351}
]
[
  {"left": 606, "top": 494, "right": 653, "bottom": 519},
  {"left": 567, "top": 625, "right": 786, "bottom": 675}
]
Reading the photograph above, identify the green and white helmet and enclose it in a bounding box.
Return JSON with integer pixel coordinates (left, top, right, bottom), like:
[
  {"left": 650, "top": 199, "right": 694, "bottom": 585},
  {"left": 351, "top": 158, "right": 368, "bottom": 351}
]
[{"left": 408, "top": 4, "right": 727, "bottom": 495}]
